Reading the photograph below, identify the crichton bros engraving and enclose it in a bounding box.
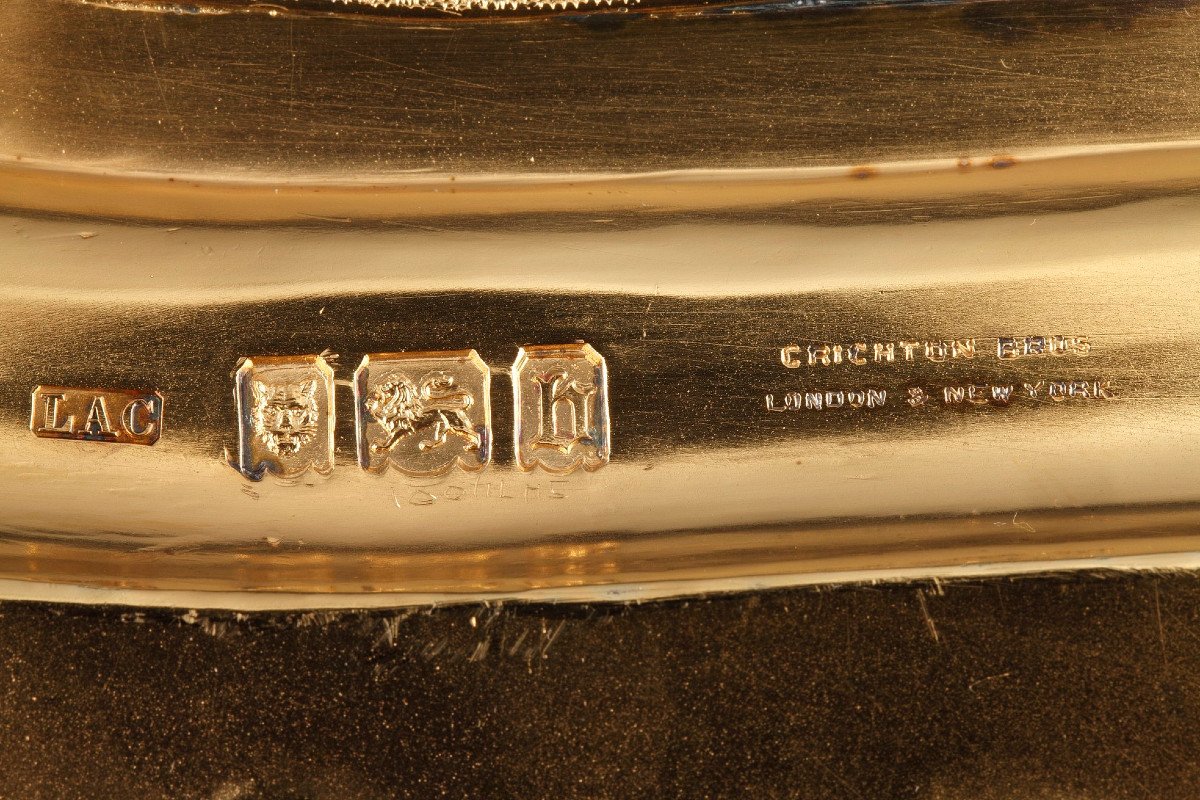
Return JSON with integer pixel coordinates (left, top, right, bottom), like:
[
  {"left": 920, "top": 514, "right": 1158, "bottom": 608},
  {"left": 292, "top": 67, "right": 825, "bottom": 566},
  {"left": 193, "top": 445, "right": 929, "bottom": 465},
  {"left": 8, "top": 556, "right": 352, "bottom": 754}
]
[
  {"left": 768, "top": 334, "right": 1114, "bottom": 414},
  {"left": 780, "top": 336, "right": 1091, "bottom": 368}
]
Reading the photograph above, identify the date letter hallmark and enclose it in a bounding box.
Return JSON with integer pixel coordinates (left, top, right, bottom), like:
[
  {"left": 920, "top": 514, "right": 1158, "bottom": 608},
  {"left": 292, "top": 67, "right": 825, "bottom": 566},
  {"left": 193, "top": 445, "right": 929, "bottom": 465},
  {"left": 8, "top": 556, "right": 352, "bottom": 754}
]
[
  {"left": 31, "top": 386, "right": 163, "bottom": 445},
  {"left": 354, "top": 350, "right": 491, "bottom": 477},
  {"left": 234, "top": 355, "right": 335, "bottom": 480},
  {"left": 513, "top": 343, "right": 611, "bottom": 473}
]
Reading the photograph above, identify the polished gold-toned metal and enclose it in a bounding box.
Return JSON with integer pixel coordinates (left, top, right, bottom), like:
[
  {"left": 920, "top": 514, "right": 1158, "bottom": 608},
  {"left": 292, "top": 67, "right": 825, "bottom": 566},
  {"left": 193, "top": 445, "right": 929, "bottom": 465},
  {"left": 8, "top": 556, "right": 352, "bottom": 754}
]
[
  {"left": 3, "top": 0, "right": 1200, "bottom": 223},
  {"left": 0, "top": 0, "right": 1198, "bottom": 606},
  {"left": 3, "top": 190, "right": 1198, "bottom": 602}
]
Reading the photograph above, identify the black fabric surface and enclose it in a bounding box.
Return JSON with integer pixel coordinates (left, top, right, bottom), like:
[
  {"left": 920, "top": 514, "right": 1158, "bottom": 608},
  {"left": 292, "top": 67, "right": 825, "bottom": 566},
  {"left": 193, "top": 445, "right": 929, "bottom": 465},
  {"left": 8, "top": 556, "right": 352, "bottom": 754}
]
[{"left": 0, "top": 573, "right": 1196, "bottom": 798}]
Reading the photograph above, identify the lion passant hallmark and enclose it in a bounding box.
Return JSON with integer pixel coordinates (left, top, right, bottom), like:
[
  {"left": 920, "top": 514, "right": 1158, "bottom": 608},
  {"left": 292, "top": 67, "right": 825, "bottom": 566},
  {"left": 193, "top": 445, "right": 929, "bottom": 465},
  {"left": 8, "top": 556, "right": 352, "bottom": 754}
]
[
  {"left": 235, "top": 355, "right": 336, "bottom": 479},
  {"left": 30, "top": 386, "right": 163, "bottom": 446},
  {"left": 354, "top": 350, "right": 491, "bottom": 477}
]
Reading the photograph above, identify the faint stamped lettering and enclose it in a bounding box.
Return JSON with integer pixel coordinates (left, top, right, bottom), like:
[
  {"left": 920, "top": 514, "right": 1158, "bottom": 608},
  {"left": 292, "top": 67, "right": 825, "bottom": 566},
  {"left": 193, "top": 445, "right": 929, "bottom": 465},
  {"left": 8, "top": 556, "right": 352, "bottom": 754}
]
[
  {"left": 781, "top": 335, "right": 1090, "bottom": 367},
  {"left": 1022, "top": 379, "right": 1114, "bottom": 401},
  {"left": 781, "top": 340, "right": 979, "bottom": 367},
  {"left": 765, "top": 379, "right": 1114, "bottom": 414},
  {"left": 514, "top": 343, "right": 610, "bottom": 473},
  {"left": 941, "top": 380, "right": 1115, "bottom": 405},
  {"left": 906, "top": 387, "right": 930, "bottom": 407},
  {"left": 765, "top": 388, "right": 888, "bottom": 412},
  {"left": 31, "top": 386, "right": 163, "bottom": 445},
  {"left": 402, "top": 478, "right": 570, "bottom": 507},
  {"left": 354, "top": 350, "right": 491, "bottom": 476},
  {"left": 235, "top": 355, "right": 335, "bottom": 479},
  {"left": 770, "top": 332, "right": 1104, "bottom": 419},
  {"left": 997, "top": 336, "right": 1090, "bottom": 359},
  {"left": 941, "top": 384, "right": 1017, "bottom": 406}
]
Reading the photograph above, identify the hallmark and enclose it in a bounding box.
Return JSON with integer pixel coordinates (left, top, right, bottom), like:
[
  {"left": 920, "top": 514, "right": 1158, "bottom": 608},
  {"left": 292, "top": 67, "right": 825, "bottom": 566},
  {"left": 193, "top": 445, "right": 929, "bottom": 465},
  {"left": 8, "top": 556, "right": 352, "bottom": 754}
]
[
  {"left": 514, "top": 343, "right": 610, "bottom": 473},
  {"left": 31, "top": 386, "right": 163, "bottom": 445},
  {"left": 235, "top": 355, "right": 335, "bottom": 479},
  {"left": 354, "top": 350, "right": 491, "bottom": 476}
]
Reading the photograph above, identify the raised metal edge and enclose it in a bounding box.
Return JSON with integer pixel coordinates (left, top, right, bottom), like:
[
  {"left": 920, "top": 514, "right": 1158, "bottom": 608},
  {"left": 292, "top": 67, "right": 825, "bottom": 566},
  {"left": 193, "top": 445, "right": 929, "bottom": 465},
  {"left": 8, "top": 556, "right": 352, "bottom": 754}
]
[{"left": 1, "top": 142, "right": 1198, "bottom": 223}]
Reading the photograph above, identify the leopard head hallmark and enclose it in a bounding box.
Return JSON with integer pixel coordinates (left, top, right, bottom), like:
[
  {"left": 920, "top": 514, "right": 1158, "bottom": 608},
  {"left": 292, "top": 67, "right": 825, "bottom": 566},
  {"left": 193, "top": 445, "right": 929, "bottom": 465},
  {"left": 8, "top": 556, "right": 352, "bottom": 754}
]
[
  {"left": 354, "top": 350, "right": 491, "bottom": 477},
  {"left": 251, "top": 379, "right": 320, "bottom": 456},
  {"left": 235, "top": 355, "right": 335, "bottom": 480}
]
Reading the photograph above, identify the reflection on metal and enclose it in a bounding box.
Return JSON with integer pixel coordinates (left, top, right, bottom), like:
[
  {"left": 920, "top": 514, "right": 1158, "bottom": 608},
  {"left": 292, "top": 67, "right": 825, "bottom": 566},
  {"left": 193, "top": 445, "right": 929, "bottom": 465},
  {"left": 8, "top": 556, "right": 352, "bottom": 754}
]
[{"left": 0, "top": 0, "right": 1198, "bottom": 606}]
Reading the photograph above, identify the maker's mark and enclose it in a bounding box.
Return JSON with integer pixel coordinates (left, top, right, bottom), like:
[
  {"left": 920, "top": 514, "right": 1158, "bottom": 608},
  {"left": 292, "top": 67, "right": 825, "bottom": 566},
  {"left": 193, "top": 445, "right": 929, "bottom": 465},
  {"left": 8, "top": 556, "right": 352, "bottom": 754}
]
[{"left": 30, "top": 386, "right": 163, "bottom": 446}]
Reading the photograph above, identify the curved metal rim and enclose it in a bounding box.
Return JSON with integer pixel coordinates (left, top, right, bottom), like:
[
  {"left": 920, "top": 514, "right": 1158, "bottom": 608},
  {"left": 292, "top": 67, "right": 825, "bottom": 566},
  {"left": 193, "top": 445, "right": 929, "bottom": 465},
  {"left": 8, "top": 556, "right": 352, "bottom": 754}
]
[{"left": 2, "top": 141, "right": 1198, "bottom": 223}]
